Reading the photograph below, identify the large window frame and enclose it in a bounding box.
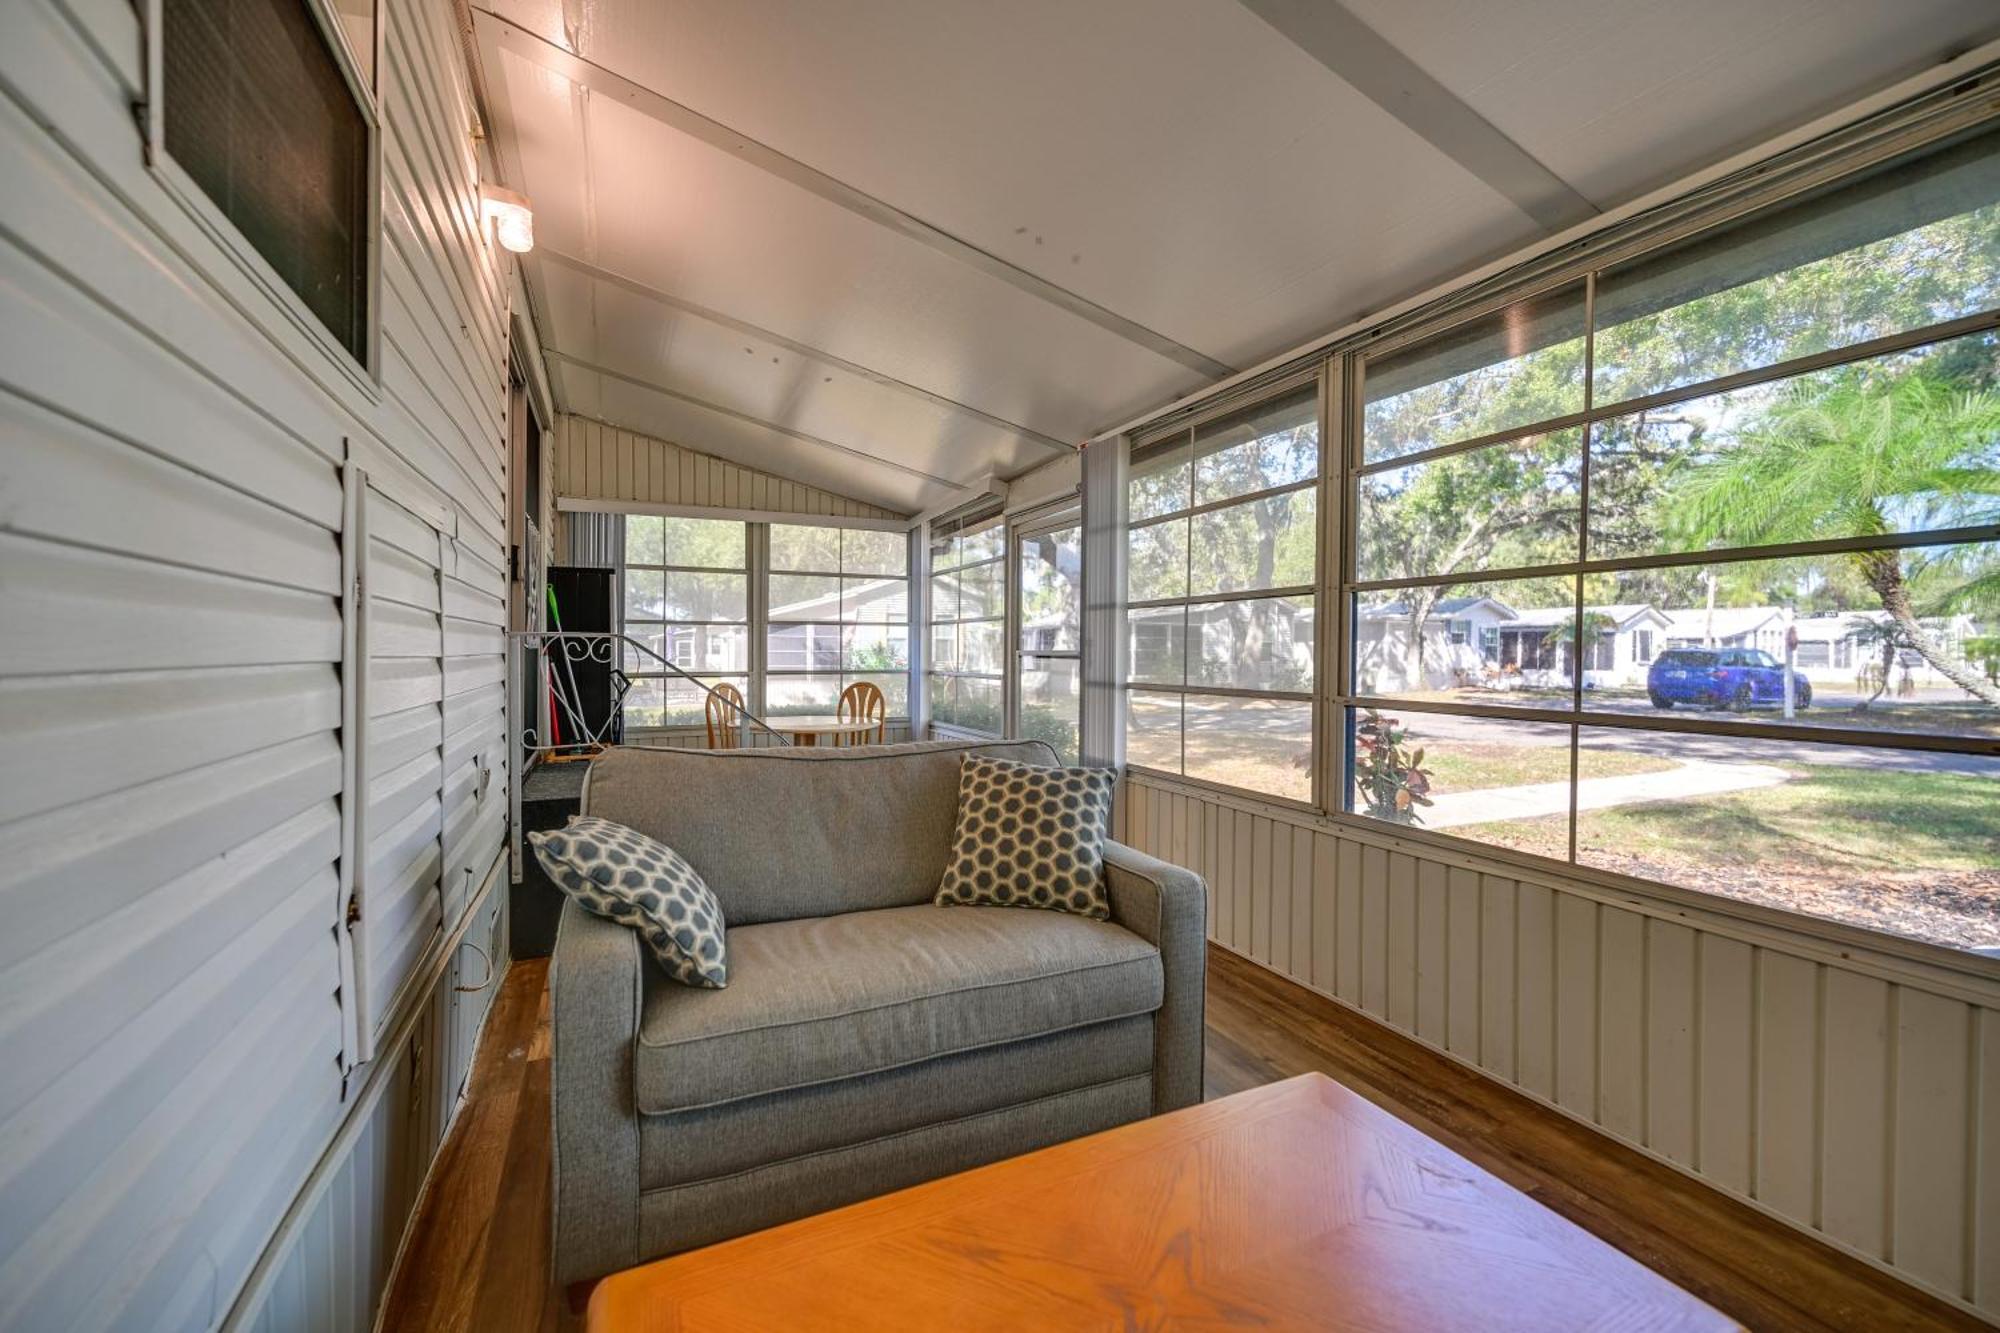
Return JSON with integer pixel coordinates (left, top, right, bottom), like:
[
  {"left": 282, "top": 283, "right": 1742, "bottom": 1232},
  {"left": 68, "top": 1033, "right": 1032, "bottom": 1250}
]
[
  {"left": 927, "top": 506, "right": 1008, "bottom": 736},
  {"left": 1123, "top": 374, "right": 1326, "bottom": 809},
  {"left": 1010, "top": 503, "right": 1084, "bottom": 765},
  {"left": 765, "top": 524, "right": 913, "bottom": 720},
  {"left": 1327, "top": 114, "right": 2000, "bottom": 958},
  {"left": 619, "top": 516, "right": 752, "bottom": 730}
]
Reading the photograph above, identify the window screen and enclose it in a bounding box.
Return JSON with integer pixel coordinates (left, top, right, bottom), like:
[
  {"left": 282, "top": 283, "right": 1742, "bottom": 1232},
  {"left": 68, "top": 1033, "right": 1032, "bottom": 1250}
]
[{"left": 164, "top": 0, "right": 371, "bottom": 361}]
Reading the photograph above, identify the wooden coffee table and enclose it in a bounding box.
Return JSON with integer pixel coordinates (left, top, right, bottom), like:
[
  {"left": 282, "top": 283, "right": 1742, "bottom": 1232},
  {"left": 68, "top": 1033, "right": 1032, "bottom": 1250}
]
[{"left": 588, "top": 1072, "right": 1738, "bottom": 1331}]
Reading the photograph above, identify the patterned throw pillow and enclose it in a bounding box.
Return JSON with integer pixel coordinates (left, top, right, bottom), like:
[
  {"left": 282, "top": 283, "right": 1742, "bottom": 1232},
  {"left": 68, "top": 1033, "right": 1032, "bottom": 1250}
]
[
  {"left": 935, "top": 755, "right": 1118, "bottom": 918},
  {"left": 528, "top": 816, "right": 727, "bottom": 988}
]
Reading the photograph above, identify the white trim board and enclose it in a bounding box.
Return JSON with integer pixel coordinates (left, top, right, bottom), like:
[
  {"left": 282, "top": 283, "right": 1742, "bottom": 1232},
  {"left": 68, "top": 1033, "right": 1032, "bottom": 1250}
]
[{"left": 555, "top": 496, "right": 909, "bottom": 532}]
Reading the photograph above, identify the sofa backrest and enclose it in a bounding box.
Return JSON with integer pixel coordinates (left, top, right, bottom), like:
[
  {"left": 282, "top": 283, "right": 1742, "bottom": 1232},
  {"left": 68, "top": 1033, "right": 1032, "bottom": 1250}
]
[{"left": 581, "top": 738, "right": 1062, "bottom": 925}]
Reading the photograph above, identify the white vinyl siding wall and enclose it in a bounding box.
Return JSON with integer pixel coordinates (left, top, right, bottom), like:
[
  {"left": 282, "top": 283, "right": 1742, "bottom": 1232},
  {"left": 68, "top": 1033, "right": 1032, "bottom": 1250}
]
[{"left": 0, "top": 0, "right": 511, "bottom": 1327}]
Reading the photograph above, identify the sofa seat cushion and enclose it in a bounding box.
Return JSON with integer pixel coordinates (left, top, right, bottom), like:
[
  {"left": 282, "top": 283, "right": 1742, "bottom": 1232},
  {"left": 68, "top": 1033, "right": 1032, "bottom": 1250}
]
[{"left": 634, "top": 904, "right": 1163, "bottom": 1115}]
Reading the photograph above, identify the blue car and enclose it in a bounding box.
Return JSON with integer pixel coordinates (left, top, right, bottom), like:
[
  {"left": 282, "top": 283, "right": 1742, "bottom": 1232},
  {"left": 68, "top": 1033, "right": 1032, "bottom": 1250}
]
[{"left": 1647, "top": 647, "right": 1812, "bottom": 711}]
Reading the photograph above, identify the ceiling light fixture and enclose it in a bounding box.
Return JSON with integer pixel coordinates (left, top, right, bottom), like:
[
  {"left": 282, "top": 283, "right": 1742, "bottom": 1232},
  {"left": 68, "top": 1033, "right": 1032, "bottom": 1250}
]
[{"left": 480, "top": 185, "right": 535, "bottom": 254}]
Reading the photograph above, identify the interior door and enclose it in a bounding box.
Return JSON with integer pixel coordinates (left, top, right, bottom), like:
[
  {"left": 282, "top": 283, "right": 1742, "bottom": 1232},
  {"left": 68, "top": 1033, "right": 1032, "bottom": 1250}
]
[{"left": 1011, "top": 512, "right": 1084, "bottom": 765}]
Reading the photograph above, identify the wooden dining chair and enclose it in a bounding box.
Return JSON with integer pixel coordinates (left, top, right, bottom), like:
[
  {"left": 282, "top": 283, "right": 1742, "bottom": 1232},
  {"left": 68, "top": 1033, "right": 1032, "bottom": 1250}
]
[
  {"left": 837, "top": 680, "right": 887, "bottom": 747},
  {"left": 705, "top": 682, "right": 746, "bottom": 749}
]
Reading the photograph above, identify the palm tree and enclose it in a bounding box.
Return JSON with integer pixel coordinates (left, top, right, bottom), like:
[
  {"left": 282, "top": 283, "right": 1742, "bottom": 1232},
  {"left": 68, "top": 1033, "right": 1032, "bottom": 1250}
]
[
  {"left": 1669, "top": 371, "right": 2000, "bottom": 706},
  {"left": 1842, "top": 615, "right": 1909, "bottom": 708}
]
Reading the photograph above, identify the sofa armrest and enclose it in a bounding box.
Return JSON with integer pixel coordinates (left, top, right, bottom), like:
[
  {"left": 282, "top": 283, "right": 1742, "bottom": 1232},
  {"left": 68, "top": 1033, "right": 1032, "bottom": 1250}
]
[
  {"left": 550, "top": 898, "right": 645, "bottom": 1285},
  {"left": 1101, "top": 839, "right": 1207, "bottom": 1113}
]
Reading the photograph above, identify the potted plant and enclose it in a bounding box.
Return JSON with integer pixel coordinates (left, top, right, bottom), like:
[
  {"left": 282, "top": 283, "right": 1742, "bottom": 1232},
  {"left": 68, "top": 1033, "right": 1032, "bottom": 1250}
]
[{"left": 1354, "top": 710, "right": 1434, "bottom": 824}]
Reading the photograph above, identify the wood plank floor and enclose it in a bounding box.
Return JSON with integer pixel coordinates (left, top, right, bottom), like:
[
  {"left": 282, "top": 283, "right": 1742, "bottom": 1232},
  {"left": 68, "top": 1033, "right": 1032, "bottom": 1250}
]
[{"left": 380, "top": 948, "right": 1980, "bottom": 1332}]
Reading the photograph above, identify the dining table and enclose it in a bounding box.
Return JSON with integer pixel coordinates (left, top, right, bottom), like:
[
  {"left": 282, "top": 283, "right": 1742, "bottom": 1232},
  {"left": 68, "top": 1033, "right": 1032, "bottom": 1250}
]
[{"left": 771, "top": 715, "right": 882, "bottom": 746}]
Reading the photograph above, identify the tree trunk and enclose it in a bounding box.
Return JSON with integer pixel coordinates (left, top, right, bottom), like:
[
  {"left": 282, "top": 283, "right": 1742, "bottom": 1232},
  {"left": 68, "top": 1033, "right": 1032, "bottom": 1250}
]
[
  {"left": 1404, "top": 588, "right": 1438, "bottom": 691},
  {"left": 1858, "top": 551, "right": 2000, "bottom": 707}
]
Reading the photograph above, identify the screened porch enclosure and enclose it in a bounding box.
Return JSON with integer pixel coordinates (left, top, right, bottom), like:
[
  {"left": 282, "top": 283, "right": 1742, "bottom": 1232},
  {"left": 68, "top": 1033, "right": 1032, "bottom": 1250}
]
[{"left": 10, "top": 0, "right": 2000, "bottom": 1329}]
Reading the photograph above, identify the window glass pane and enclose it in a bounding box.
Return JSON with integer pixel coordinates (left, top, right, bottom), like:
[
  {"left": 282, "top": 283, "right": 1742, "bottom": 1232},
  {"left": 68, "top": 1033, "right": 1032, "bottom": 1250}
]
[
  {"left": 625, "top": 515, "right": 664, "bottom": 565},
  {"left": 929, "top": 535, "right": 958, "bottom": 572},
  {"left": 622, "top": 569, "right": 661, "bottom": 620},
  {"left": 653, "top": 571, "right": 746, "bottom": 622},
  {"left": 1354, "top": 576, "right": 1576, "bottom": 707},
  {"left": 1584, "top": 541, "right": 2000, "bottom": 740},
  {"left": 1129, "top": 439, "right": 1191, "bottom": 522},
  {"left": 1574, "top": 729, "right": 1998, "bottom": 953},
  {"left": 1125, "top": 691, "right": 1182, "bottom": 773},
  {"left": 844, "top": 577, "right": 908, "bottom": 623},
  {"left": 842, "top": 528, "right": 908, "bottom": 576},
  {"left": 928, "top": 674, "right": 959, "bottom": 728},
  {"left": 624, "top": 675, "right": 747, "bottom": 729},
  {"left": 768, "top": 573, "right": 841, "bottom": 620},
  {"left": 1347, "top": 709, "right": 1576, "bottom": 857},
  {"left": 1128, "top": 518, "right": 1187, "bottom": 602},
  {"left": 1189, "top": 488, "right": 1316, "bottom": 596},
  {"left": 769, "top": 523, "right": 842, "bottom": 572},
  {"left": 765, "top": 623, "right": 843, "bottom": 671},
  {"left": 930, "top": 573, "right": 961, "bottom": 622},
  {"left": 844, "top": 623, "right": 910, "bottom": 671},
  {"left": 766, "top": 674, "right": 842, "bottom": 716},
  {"left": 1017, "top": 657, "right": 1080, "bottom": 765},
  {"left": 1363, "top": 285, "right": 1588, "bottom": 464},
  {"left": 952, "top": 677, "right": 1003, "bottom": 733},
  {"left": 958, "top": 562, "right": 1003, "bottom": 621},
  {"left": 1183, "top": 696, "right": 1312, "bottom": 802},
  {"left": 164, "top": 0, "right": 369, "bottom": 359},
  {"left": 959, "top": 522, "right": 1004, "bottom": 566},
  {"left": 1593, "top": 125, "right": 2000, "bottom": 406},
  {"left": 1355, "top": 428, "right": 1583, "bottom": 582},
  {"left": 630, "top": 624, "right": 749, "bottom": 672},
  {"left": 622, "top": 622, "right": 663, "bottom": 671},
  {"left": 656, "top": 517, "right": 747, "bottom": 567},
  {"left": 1188, "top": 596, "right": 1314, "bottom": 691},
  {"left": 1193, "top": 387, "right": 1319, "bottom": 506},
  {"left": 961, "top": 621, "right": 1003, "bottom": 674},
  {"left": 842, "top": 672, "right": 908, "bottom": 717},
  {"left": 1019, "top": 524, "right": 1082, "bottom": 651},
  {"left": 930, "top": 624, "right": 960, "bottom": 673},
  {"left": 1127, "top": 607, "right": 1187, "bottom": 685},
  {"left": 1589, "top": 330, "right": 2000, "bottom": 562}
]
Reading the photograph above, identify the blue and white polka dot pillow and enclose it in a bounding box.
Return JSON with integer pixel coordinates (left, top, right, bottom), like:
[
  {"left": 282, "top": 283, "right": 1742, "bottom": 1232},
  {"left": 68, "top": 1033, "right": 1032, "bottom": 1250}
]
[{"left": 529, "top": 816, "right": 727, "bottom": 988}]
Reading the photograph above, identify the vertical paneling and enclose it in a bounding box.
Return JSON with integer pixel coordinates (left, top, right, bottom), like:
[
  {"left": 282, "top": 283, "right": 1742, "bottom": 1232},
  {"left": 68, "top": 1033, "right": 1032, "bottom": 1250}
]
[
  {"left": 1698, "top": 936, "right": 1756, "bottom": 1195},
  {"left": 1821, "top": 970, "right": 1891, "bottom": 1255},
  {"left": 554, "top": 416, "right": 902, "bottom": 521},
  {"left": 1893, "top": 990, "right": 1970, "bottom": 1297},
  {"left": 1477, "top": 876, "right": 1518, "bottom": 1080},
  {"left": 1414, "top": 860, "right": 1448, "bottom": 1046},
  {"left": 1755, "top": 952, "right": 1820, "bottom": 1220},
  {"left": 1598, "top": 908, "right": 1645, "bottom": 1141},
  {"left": 1386, "top": 852, "right": 1417, "bottom": 1030},
  {"left": 1123, "top": 747, "right": 1995, "bottom": 1322},
  {"left": 1645, "top": 921, "right": 1698, "bottom": 1167},
  {"left": 1555, "top": 894, "right": 1599, "bottom": 1117},
  {"left": 1335, "top": 840, "right": 1362, "bottom": 1005}
]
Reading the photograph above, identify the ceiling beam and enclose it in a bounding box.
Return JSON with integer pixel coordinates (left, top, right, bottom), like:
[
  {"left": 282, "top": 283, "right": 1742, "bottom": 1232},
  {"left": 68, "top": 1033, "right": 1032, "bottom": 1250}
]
[
  {"left": 473, "top": 9, "right": 1237, "bottom": 380},
  {"left": 1235, "top": 0, "right": 1599, "bottom": 232},
  {"left": 538, "top": 247, "right": 1076, "bottom": 457},
  {"left": 547, "top": 350, "right": 976, "bottom": 496}
]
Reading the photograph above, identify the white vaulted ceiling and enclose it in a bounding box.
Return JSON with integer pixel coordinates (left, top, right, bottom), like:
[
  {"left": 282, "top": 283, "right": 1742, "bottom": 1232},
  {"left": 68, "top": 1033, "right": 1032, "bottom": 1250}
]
[{"left": 472, "top": 0, "right": 2000, "bottom": 514}]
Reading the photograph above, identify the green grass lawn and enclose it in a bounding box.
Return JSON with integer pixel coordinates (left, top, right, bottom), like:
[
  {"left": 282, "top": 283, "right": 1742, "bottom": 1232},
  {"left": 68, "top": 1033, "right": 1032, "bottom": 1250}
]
[
  {"left": 1423, "top": 742, "right": 1674, "bottom": 792},
  {"left": 1455, "top": 763, "right": 1999, "bottom": 949}
]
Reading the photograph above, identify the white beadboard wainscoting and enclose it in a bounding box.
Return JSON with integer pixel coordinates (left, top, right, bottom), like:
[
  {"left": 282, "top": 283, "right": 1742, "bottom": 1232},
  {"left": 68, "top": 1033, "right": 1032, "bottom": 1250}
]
[{"left": 1113, "top": 770, "right": 2000, "bottom": 1322}]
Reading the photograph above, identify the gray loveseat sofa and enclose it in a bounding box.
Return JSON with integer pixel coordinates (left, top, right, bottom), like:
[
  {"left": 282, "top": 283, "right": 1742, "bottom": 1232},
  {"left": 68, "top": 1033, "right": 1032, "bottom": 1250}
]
[{"left": 550, "top": 737, "right": 1207, "bottom": 1285}]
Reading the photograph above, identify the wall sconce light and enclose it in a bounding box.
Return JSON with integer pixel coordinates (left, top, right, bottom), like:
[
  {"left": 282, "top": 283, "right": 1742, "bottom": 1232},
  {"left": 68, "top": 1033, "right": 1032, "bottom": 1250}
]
[{"left": 480, "top": 185, "right": 535, "bottom": 254}]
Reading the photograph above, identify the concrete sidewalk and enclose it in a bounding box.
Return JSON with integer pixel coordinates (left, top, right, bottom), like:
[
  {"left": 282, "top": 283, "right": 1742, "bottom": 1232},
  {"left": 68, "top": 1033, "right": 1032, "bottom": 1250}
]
[{"left": 1425, "top": 759, "right": 1792, "bottom": 829}]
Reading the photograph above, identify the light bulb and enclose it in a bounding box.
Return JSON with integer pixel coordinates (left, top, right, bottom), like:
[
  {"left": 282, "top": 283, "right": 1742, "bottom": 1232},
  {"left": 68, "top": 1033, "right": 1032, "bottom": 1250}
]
[{"left": 479, "top": 186, "right": 535, "bottom": 254}]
